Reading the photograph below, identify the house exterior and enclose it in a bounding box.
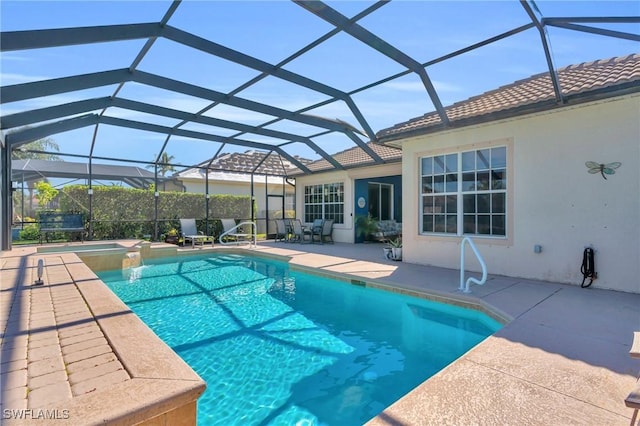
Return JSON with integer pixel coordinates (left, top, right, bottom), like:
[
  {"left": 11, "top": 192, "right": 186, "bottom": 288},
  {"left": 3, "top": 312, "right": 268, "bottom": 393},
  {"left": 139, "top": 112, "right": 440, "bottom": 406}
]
[
  {"left": 297, "top": 55, "right": 640, "bottom": 294},
  {"left": 294, "top": 142, "right": 402, "bottom": 244}
]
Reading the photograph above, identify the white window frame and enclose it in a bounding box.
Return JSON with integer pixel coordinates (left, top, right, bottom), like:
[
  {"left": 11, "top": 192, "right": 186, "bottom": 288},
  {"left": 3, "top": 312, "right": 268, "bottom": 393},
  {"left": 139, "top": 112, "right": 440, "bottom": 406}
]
[
  {"left": 304, "top": 182, "right": 344, "bottom": 224},
  {"left": 420, "top": 146, "right": 507, "bottom": 238}
]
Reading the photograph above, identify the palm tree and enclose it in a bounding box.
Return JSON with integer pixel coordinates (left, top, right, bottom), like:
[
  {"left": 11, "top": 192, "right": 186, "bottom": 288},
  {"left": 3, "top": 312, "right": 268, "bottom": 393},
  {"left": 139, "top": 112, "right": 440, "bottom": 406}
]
[
  {"left": 11, "top": 137, "right": 61, "bottom": 161},
  {"left": 11, "top": 135, "right": 61, "bottom": 216},
  {"left": 146, "top": 152, "right": 176, "bottom": 177}
]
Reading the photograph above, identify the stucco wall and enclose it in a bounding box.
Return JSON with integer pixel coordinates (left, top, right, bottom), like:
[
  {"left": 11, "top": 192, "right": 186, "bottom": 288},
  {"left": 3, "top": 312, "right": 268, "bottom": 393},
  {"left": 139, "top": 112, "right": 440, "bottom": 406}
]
[
  {"left": 400, "top": 94, "right": 640, "bottom": 293},
  {"left": 180, "top": 179, "right": 293, "bottom": 212}
]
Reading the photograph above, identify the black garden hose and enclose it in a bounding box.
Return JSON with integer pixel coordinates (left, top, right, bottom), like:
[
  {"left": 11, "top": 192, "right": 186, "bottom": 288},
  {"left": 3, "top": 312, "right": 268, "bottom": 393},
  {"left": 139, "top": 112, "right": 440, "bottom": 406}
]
[{"left": 580, "top": 247, "right": 596, "bottom": 288}]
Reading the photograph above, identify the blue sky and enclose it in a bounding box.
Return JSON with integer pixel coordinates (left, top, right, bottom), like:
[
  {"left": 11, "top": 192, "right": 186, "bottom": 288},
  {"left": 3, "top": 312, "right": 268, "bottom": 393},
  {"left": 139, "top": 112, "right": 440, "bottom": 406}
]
[{"left": 1, "top": 1, "right": 638, "bottom": 171}]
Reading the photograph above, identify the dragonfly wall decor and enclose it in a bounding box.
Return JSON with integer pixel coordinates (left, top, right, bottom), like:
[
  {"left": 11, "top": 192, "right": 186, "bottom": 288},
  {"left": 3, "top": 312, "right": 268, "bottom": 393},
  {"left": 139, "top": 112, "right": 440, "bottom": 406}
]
[{"left": 585, "top": 161, "right": 621, "bottom": 180}]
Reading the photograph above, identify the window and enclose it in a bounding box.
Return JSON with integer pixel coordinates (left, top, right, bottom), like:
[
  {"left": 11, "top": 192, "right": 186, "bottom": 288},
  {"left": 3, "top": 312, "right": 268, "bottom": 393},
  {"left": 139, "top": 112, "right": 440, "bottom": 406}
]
[
  {"left": 421, "top": 146, "right": 506, "bottom": 237},
  {"left": 304, "top": 183, "right": 344, "bottom": 224}
]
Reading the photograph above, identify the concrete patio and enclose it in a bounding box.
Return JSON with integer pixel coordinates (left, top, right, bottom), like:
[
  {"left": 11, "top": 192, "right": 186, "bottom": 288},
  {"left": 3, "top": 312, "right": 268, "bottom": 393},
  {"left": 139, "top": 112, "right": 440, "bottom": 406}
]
[{"left": 1, "top": 240, "right": 638, "bottom": 425}]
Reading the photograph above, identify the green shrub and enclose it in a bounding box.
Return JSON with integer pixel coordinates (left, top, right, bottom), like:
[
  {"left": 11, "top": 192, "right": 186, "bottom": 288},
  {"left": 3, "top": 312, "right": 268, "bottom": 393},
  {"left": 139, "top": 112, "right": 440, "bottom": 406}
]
[
  {"left": 19, "top": 224, "right": 40, "bottom": 241},
  {"left": 58, "top": 185, "right": 254, "bottom": 240}
]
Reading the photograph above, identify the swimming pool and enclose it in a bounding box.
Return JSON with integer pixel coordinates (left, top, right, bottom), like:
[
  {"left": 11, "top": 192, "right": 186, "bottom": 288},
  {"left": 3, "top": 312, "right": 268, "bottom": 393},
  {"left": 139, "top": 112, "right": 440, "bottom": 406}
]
[{"left": 99, "top": 253, "right": 502, "bottom": 425}]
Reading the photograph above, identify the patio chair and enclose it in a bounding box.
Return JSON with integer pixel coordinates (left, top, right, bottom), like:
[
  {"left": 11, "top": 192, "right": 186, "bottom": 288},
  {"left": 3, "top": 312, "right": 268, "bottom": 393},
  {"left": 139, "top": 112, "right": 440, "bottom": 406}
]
[
  {"left": 274, "top": 219, "right": 287, "bottom": 242},
  {"left": 291, "top": 219, "right": 310, "bottom": 243},
  {"left": 309, "top": 219, "right": 324, "bottom": 244},
  {"left": 284, "top": 218, "right": 294, "bottom": 242},
  {"left": 179, "top": 218, "right": 212, "bottom": 248},
  {"left": 313, "top": 219, "right": 334, "bottom": 244}
]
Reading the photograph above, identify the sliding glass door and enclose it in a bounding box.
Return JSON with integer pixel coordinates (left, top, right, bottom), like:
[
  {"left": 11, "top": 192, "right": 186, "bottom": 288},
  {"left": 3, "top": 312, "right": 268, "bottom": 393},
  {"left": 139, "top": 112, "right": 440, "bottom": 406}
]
[{"left": 368, "top": 183, "right": 393, "bottom": 220}]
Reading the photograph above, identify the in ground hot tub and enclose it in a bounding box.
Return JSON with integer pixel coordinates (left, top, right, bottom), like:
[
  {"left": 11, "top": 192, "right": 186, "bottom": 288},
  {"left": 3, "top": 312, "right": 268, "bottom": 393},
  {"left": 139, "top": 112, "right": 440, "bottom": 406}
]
[
  {"left": 37, "top": 242, "right": 126, "bottom": 253},
  {"left": 37, "top": 242, "right": 140, "bottom": 271}
]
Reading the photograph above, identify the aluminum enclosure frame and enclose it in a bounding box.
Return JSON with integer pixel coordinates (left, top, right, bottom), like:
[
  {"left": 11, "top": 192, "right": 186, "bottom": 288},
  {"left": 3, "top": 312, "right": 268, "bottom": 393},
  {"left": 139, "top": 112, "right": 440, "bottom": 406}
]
[{"left": 1, "top": 0, "right": 637, "bottom": 250}]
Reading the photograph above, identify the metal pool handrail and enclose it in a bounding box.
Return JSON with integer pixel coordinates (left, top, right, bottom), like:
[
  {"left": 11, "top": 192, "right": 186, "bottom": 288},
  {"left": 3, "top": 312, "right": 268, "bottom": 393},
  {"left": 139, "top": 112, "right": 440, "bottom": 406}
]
[
  {"left": 459, "top": 236, "right": 487, "bottom": 293},
  {"left": 219, "top": 221, "right": 257, "bottom": 248}
]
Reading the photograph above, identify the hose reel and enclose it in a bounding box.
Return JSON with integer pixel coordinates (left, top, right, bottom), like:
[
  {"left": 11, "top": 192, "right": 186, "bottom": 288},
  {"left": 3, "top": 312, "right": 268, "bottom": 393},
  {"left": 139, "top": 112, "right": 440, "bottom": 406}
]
[{"left": 580, "top": 247, "right": 596, "bottom": 288}]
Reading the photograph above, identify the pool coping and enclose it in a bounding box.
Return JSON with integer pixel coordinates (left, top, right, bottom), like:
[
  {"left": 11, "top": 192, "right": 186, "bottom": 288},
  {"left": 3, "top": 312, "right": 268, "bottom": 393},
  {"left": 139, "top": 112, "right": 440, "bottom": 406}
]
[
  {"left": 289, "top": 261, "right": 512, "bottom": 325},
  {"left": 65, "top": 252, "right": 206, "bottom": 424},
  {"left": 1, "top": 249, "right": 206, "bottom": 425},
  {"left": 35, "top": 242, "right": 128, "bottom": 254},
  {"left": 228, "top": 246, "right": 512, "bottom": 326}
]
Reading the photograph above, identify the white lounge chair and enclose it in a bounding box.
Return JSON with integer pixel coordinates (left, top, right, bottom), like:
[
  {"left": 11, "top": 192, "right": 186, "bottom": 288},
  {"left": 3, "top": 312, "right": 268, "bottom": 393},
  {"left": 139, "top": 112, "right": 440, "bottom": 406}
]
[
  {"left": 220, "top": 218, "right": 251, "bottom": 244},
  {"left": 180, "top": 218, "right": 212, "bottom": 248}
]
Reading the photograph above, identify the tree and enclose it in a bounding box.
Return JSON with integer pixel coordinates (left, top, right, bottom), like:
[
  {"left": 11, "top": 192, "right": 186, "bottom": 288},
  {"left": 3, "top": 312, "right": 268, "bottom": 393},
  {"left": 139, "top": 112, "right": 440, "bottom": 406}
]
[
  {"left": 11, "top": 137, "right": 61, "bottom": 160},
  {"left": 34, "top": 181, "right": 59, "bottom": 209},
  {"left": 146, "top": 152, "right": 176, "bottom": 177},
  {"left": 10, "top": 135, "right": 61, "bottom": 216}
]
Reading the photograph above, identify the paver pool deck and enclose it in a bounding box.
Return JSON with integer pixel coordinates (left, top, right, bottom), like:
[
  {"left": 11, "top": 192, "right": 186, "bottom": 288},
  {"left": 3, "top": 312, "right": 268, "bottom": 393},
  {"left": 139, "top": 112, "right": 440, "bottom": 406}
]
[{"left": 1, "top": 240, "right": 638, "bottom": 425}]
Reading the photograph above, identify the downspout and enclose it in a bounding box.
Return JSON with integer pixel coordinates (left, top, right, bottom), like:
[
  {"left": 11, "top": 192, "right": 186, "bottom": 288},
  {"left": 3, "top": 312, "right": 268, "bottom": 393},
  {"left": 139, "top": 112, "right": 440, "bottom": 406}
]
[
  {"left": 281, "top": 176, "right": 285, "bottom": 219},
  {"left": 264, "top": 173, "right": 268, "bottom": 227},
  {"left": 250, "top": 153, "right": 272, "bottom": 230},
  {"left": 250, "top": 173, "right": 255, "bottom": 223},
  {"left": 285, "top": 177, "right": 296, "bottom": 219}
]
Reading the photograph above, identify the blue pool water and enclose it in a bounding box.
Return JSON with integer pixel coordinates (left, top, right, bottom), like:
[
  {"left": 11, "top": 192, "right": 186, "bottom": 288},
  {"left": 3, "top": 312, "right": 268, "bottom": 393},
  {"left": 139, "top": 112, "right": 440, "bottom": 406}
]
[{"left": 99, "top": 254, "right": 501, "bottom": 425}]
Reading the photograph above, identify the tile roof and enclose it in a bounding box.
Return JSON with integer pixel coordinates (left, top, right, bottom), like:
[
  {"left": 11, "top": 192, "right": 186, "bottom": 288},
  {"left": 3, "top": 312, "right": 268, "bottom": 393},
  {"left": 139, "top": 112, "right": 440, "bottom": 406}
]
[
  {"left": 303, "top": 141, "right": 402, "bottom": 174},
  {"left": 377, "top": 54, "right": 640, "bottom": 142},
  {"left": 178, "top": 150, "right": 313, "bottom": 177}
]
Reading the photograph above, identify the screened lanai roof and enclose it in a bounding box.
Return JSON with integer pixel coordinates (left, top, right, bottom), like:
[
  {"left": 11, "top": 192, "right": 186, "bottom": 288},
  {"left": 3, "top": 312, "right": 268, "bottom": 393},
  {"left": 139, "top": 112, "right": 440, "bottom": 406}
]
[
  {"left": 11, "top": 159, "right": 159, "bottom": 189},
  {"left": 1, "top": 1, "right": 638, "bottom": 178}
]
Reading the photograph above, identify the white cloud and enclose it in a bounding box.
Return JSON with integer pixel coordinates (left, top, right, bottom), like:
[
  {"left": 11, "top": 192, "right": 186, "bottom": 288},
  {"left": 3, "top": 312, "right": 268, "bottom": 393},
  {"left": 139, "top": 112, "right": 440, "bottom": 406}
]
[
  {"left": 381, "top": 81, "right": 425, "bottom": 92},
  {"left": 0, "top": 53, "right": 32, "bottom": 62},
  {"left": 380, "top": 79, "right": 464, "bottom": 94},
  {"left": 433, "top": 81, "right": 465, "bottom": 93},
  {"left": 0, "top": 72, "right": 51, "bottom": 85},
  {"left": 147, "top": 96, "right": 212, "bottom": 115}
]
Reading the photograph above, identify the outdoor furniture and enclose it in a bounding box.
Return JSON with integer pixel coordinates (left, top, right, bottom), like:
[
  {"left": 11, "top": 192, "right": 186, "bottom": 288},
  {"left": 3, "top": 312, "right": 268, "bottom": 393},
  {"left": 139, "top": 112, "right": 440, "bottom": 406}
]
[
  {"left": 38, "top": 212, "right": 85, "bottom": 244},
  {"left": 316, "top": 219, "right": 334, "bottom": 244},
  {"left": 311, "top": 219, "right": 333, "bottom": 244},
  {"left": 220, "top": 218, "right": 251, "bottom": 243},
  {"left": 274, "top": 219, "right": 288, "bottom": 242},
  {"left": 308, "top": 219, "right": 323, "bottom": 244},
  {"left": 290, "top": 219, "right": 309, "bottom": 243},
  {"left": 631, "top": 331, "right": 640, "bottom": 359},
  {"left": 370, "top": 219, "right": 401, "bottom": 243},
  {"left": 179, "top": 218, "right": 212, "bottom": 248},
  {"left": 284, "top": 219, "right": 294, "bottom": 242}
]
